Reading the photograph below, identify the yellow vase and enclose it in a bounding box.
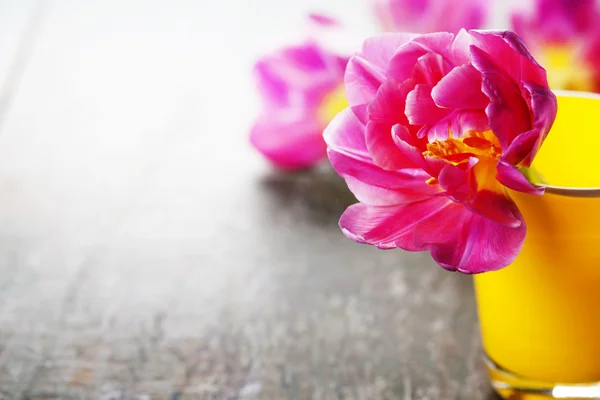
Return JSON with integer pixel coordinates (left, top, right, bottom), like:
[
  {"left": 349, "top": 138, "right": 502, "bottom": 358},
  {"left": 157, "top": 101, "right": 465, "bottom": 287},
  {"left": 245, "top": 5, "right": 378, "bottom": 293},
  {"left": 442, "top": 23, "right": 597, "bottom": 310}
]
[{"left": 474, "top": 91, "right": 600, "bottom": 399}]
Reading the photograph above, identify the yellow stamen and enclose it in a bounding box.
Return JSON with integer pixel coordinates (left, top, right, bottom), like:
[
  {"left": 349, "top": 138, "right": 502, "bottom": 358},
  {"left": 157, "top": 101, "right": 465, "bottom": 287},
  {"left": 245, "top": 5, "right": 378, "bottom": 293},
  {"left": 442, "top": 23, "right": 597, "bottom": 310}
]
[
  {"left": 317, "top": 85, "right": 348, "bottom": 126},
  {"left": 424, "top": 130, "right": 504, "bottom": 193},
  {"left": 424, "top": 130, "right": 501, "bottom": 165}
]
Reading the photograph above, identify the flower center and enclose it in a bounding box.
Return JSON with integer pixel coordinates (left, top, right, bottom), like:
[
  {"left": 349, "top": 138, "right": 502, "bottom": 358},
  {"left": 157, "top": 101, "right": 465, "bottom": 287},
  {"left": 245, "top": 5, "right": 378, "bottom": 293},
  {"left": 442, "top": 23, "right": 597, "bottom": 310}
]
[
  {"left": 424, "top": 130, "right": 502, "bottom": 165},
  {"left": 423, "top": 130, "right": 502, "bottom": 188},
  {"left": 317, "top": 85, "right": 348, "bottom": 127},
  {"left": 539, "top": 45, "right": 594, "bottom": 91}
]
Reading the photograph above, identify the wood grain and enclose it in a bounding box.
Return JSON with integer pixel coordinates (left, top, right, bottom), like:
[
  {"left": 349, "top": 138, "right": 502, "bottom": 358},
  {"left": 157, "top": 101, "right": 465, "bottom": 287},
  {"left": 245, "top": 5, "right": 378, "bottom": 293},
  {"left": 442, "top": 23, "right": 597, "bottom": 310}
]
[{"left": 0, "top": 0, "right": 501, "bottom": 398}]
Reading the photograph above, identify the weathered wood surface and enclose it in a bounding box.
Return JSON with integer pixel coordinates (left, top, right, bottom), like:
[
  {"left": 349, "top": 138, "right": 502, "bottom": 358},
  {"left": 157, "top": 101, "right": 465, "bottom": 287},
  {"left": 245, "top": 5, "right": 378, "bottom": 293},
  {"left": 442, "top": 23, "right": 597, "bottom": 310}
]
[{"left": 0, "top": 0, "right": 504, "bottom": 398}]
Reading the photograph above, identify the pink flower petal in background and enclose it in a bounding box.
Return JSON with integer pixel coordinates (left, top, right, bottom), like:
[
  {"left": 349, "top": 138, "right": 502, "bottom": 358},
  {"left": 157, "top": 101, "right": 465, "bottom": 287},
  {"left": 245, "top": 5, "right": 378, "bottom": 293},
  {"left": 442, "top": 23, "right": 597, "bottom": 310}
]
[
  {"left": 511, "top": 0, "right": 600, "bottom": 92},
  {"left": 250, "top": 117, "right": 327, "bottom": 170},
  {"left": 308, "top": 13, "right": 340, "bottom": 27},
  {"left": 372, "top": 0, "right": 488, "bottom": 34},
  {"left": 251, "top": 39, "right": 347, "bottom": 170},
  {"left": 512, "top": 0, "right": 598, "bottom": 43}
]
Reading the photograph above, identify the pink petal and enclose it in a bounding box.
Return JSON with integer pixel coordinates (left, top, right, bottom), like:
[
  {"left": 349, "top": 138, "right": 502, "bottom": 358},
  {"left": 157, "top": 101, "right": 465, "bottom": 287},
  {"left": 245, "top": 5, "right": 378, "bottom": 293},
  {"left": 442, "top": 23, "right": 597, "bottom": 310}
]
[
  {"left": 250, "top": 117, "right": 326, "bottom": 170},
  {"left": 469, "top": 30, "right": 549, "bottom": 88},
  {"left": 518, "top": 81, "right": 557, "bottom": 166},
  {"left": 323, "top": 108, "right": 369, "bottom": 159},
  {"left": 447, "top": 110, "right": 489, "bottom": 136},
  {"left": 470, "top": 45, "right": 532, "bottom": 148},
  {"left": 496, "top": 161, "right": 544, "bottom": 195},
  {"left": 345, "top": 56, "right": 386, "bottom": 107},
  {"left": 308, "top": 13, "right": 340, "bottom": 26},
  {"left": 392, "top": 125, "right": 426, "bottom": 165},
  {"left": 345, "top": 33, "right": 417, "bottom": 107},
  {"left": 366, "top": 121, "right": 419, "bottom": 170},
  {"left": 438, "top": 163, "right": 470, "bottom": 202},
  {"left": 500, "top": 129, "right": 541, "bottom": 167},
  {"left": 465, "top": 190, "right": 523, "bottom": 227},
  {"left": 329, "top": 148, "right": 438, "bottom": 196},
  {"left": 388, "top": 32, "right": 456, "bottom": 82},
  {"left": 450, "top": 29, "right": 473, "bottom": 65},
  {"left": 280, "top": 42, "right": 330, "bottom": 71},
  {"left": 412, "top": 52, "right": 447, "bottom": 85},
  {"left": 405, "top": 84, "right": 450, "bottom": 127},
  {"left": 438, "top": 161, "right": 523, "bottom": 227},
  {"left": 392, "top": 125, "right": 446, "bottom": 177},
  {"left": 339, "top": 168, "right": 527, "bottom": 273},
  {"left": 325, "top": 110, "right": 430, "bottom": 192},
  {"left": 424, "top": 109, "right": 489, "bottom": 141},
  {"left": 254, "top": 41, "right": 344, "bottom": 109},
  {"left": 254, "top": 60, "right": 290, "bottom": 108},
  {"left": 368, "top": 78, "right": 414, "bottom": 127},
  {"left": 429, "top": 206, "right": 527, "bottom": 273},
  {"left": 411, "top": 200, "right": 468, "bottom": 249},
  {"left": 392, "top": 122, "right": 426, "bottom": 150},
  {"left": 339, "top": 196, "right": 454, "bottom": 250},
  {"left": 373, "top": 0, "right": 486, "bottom": 35},
  {"left": 365, "top": 79, "right": 421, "bottom": 170},
  {"left": 431, "top": 64, "right": 489, "bottom": 110},
  {"left": 512, "top": 0, "right": 600, "bottom": 42},
  {"left": 344, "top": 172, "right": 439, "bottom": 206},
  {"left": 392, "top": 124, "right": 447, "bottom": 176},
  {"left": 362, "top": 33, "right": 420, "bottom": 72},
  {"left": 351, "top": 104, "right": 369, "bottom": 125}
]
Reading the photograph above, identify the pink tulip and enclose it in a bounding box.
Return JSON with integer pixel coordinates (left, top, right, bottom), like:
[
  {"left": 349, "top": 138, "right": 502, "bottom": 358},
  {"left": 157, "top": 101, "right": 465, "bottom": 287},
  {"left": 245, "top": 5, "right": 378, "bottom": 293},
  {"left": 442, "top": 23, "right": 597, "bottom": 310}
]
[
  {"left": 512, "top": 0, "right": 600, "bottom": 91},
  {"left": 372, "top": 0, "right": 488, "bottom": 33},
  {"left": 324, "top": 30, "right": 557, "bottom": 273},
  {"left": 250, "top": 18, "right": 348, "bottom": 170}
]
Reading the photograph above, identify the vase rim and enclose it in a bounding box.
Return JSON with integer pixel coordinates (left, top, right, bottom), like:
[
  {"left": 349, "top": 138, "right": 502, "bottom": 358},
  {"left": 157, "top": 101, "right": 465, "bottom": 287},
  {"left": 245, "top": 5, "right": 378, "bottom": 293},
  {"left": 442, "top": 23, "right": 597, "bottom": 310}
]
[
  {"left": 552, "top": 89, "right": 600, "bottom": 99},
  {"left": 535, "top": 90, "right": 600, "bottom": 197},
  {"left": 540, "top": 185, "right": 600, "bottom": 198}
]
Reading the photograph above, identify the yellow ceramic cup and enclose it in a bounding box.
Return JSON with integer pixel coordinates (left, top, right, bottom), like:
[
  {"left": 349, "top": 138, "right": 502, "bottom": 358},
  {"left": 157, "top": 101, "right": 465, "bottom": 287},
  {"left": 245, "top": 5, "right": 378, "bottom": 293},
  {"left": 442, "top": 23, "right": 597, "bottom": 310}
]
[{"left": 474, "top": 92, "right": 600, "bottom": 398}]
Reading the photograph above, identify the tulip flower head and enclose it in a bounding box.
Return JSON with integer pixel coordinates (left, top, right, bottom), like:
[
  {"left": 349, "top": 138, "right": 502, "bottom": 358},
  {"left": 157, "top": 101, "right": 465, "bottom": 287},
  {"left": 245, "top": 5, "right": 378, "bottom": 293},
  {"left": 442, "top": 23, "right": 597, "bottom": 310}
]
[{"left": 324, "top": 30, "right": 557, "bottom": 273}]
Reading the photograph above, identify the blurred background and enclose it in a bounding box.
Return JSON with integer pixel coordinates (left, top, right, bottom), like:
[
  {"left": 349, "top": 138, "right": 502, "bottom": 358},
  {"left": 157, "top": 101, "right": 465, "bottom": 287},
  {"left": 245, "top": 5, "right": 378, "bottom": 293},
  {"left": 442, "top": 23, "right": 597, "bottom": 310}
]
[{"left": 0, "top": 0, "right": 531, "bottom": 399}]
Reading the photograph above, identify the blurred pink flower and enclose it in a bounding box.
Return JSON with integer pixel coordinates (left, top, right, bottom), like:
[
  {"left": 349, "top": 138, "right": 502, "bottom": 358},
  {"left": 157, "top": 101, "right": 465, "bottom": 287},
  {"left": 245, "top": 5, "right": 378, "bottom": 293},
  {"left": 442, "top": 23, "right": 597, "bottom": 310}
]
[
  {"left": 250, "top": 16, "right": 348, "bottom": 170},
  {"left": 324, "top": 30, "right": 557, "bottom": 273},
  {"left": 372, "top": 0, "right": 487, "bottom": 33},
  {"left": 512, "top": 0, "right": 600, "bottom": 91}
]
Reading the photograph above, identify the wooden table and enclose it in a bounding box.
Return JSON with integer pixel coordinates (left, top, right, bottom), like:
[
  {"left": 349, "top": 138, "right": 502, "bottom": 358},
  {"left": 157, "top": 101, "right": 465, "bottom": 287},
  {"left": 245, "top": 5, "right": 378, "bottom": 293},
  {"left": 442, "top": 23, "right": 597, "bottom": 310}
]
[{"left": 0, "top": 0, "right": 503, "bottom": 398}]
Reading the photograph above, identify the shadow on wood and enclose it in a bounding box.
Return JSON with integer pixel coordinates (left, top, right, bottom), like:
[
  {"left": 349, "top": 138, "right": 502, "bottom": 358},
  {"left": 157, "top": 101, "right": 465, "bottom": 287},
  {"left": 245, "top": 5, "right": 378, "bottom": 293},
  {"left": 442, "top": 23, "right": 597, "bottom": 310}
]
[{"left": 258, "top": 162, "right": 356, "bottom": 226}]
